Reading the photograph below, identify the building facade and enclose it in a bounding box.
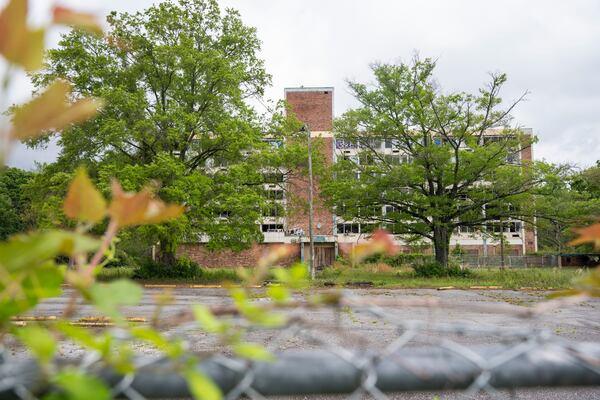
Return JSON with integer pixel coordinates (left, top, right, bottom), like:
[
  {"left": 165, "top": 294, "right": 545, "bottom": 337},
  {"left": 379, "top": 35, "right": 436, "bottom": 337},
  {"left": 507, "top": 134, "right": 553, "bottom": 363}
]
[{"left": 178, "top": 86, "right": 537, "bottom": 267}]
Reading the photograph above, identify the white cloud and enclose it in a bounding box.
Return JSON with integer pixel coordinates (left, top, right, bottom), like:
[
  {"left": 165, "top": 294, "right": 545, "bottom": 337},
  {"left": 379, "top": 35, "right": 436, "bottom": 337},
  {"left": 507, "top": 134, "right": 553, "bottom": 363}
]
[{"left": 6, "top": 0, "right": 600, "bottom": 169}]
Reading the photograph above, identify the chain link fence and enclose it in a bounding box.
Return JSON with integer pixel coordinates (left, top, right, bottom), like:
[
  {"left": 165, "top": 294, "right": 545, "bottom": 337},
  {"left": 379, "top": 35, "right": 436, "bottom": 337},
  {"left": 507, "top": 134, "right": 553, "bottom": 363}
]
[
  {"left": 1, "top": 291, "right": 599, "bottom": 399},
  {"left": 456, "top": 255, "right": 560, "bottom": 268}
]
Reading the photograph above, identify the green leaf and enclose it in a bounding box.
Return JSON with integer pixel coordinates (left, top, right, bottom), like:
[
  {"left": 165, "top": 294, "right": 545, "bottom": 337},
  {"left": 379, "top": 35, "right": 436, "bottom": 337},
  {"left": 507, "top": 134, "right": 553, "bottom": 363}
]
[
  {"left": 272, "top": 264, "right": 307, "bottom": 290},
  {"left": 233, "top": 343, "right": 274, "bottom": 362},
  {"left": 130, "top": 326, "right": 183, "bottom": 358},
  {"left": 192, "top": 305, "right": 225, "bottom": 333},
  {"left": 55, "top": 322, "right": 102, "bottom": 350},
  {"left": 0, "top": 261, "right": 64, "bottom": 322},
  {"left": 89, "top": 279, "right": 142, "bottom": 321},
  {"left": 16, "top": 325, "right": 56, "bottom": 364},
  {"left": 239, "top": 304, "right": 287, "bottom": 328},
  {"left": 53, "top": 368, "right": 111, "bottom": 400},
  {"left": 184, "top": 369, "right": 222, "bottom": 400},
  {"left": 266, "top": 285, "right": 289, "bottom": 303},
  {"left": 0, "top": 230, "right": 98, "bottom": 273}
]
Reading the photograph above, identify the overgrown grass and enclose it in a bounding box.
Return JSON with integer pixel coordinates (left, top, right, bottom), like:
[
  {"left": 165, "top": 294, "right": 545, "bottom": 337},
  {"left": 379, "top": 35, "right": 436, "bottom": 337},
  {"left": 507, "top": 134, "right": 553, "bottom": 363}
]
[
  {"left": 96, "top": 263, "right": 584, "bottom": 290},
  {"left": 96, "top": 267, "right": 136, "bottom": 281},
  {"left": 97, "top": 266, "right": 241, "bottom": 284},
  {"left": 314, "top": 263, "right": 584, "bottom": 289}
]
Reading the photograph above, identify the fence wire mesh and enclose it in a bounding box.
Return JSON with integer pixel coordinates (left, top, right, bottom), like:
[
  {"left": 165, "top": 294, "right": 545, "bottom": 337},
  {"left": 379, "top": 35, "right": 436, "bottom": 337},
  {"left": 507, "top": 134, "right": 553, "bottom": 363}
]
[{"left": 1, "top": 289, "right": 599, "bottom": 400}]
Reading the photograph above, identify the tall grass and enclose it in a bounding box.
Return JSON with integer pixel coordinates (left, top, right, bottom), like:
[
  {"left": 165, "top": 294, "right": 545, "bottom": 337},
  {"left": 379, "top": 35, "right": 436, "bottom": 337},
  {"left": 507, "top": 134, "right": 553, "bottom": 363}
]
[
  {"left": 97, "top": 266, "right": 241, "bottom": 283},
  {"left": 316, "top": 263, "right": 584, "bottom": 289}
]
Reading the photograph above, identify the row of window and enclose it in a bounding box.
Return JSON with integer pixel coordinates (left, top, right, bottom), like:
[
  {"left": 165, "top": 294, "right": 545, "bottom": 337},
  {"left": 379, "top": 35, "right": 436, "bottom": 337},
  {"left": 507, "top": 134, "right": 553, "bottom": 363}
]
[
  {"left": 260, "top": 222, "right": 523, "bottom": 236},
  {"left": 336, "top": 138, "right": 402, "bottom": 150},
  {"left": 458, "top": 222, "right": 522, "bottom": 234}
]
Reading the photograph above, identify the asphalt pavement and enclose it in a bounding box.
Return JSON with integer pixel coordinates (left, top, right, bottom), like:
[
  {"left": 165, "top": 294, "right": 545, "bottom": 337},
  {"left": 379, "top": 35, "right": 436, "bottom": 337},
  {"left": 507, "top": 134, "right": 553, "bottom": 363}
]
[{"left": 11, "top": 287, "right": 600, "bottom": 399}]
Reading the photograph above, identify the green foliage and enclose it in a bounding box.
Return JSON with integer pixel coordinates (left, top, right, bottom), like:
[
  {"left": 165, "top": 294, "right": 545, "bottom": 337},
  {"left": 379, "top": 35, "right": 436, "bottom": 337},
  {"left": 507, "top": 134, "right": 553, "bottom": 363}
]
[
  {"left": 134, "top": 257, "right": 203, "bottom": 279},
  {"left": 28, "top": 0, "right": 306, "bottom": 263},
  {"left": 15, "top": 325, "right": 56, "bottom": 364},
  {"left": 0, "top": 167, "right": 34, "bottom": 238},
  {"left": 321, "top": 57, "right": 540, "bottom": 267},
  {"left": 184, "top": 368, "right": 223, "bottom": 400},
  {"left": 412, "top": 262, "right": 472, "bottom": 278},
  {"left": 317, "top": 264, "right": 576, "bottom": 289},
  {"left": 192, "top": 305, "right": 227, "bottom": 334},
  {"left": 88, "top": 279, "right": 143, "bottom": 322},
  {"left": 233, "top": 342, "right": 275, "bottom": 362},
  {"left": 533, "top": 162, "right": 600, "bottom": 254},
  {"left": 22, "top": 165, "right": 73, "bottom": 229},
  {"left": 51, "top": 368, "right": 111, "bottom": 400},
  {"left": 366, "top": 253, "right": 433, "bottom": 267},
  {"left": 0, "top": 3, "right": 307, "bottom": 399},
  {"left": 0, "top": 230, "right": 101, "bottom": 322},
  {"left": 452, "top": 244, "right": 465, "bottom": 256}
]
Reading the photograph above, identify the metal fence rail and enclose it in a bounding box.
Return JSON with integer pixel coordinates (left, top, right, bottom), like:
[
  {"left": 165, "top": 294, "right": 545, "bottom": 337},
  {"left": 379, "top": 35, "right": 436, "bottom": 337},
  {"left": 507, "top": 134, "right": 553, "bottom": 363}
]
[
  {"left": 1, "top": 292, "right": 599, "bottom": 399},
  {"left": 457, "top": 255, "right": 560, "bottom": 268},
  {"left": 2, "top": 341, "right": 600, "bottom": 399}
]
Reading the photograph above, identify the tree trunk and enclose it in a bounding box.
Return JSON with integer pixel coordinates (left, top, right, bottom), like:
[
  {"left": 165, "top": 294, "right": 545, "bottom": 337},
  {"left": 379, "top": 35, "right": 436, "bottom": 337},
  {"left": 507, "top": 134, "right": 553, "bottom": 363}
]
[
  {"left": 556, "top": 222, "right": 562, "bottom": 268},
  {"left": 433, "top": 224, "right": 450, "bottom": 267},
  {"left": 500, "top": 220, "right": 506, "bottom": 269},
  {"left": 158, "top": 234, "right": 178, "bottom": 267}
]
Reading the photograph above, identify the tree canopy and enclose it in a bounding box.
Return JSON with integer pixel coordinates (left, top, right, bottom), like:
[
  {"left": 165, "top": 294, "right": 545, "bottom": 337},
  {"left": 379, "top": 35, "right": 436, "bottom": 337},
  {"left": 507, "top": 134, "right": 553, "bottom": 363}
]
[
  {"left": 534, "top": 162, "right": 600, "bottom": 257},
  {"left": 27, "top": 0, "right": 304, "bottom": 264},
  {"left": 0, "top": 168, "right": 34, "bottom": 239},
  {"left": 321, "top": 57, "right": 539, "bottom": 267}
]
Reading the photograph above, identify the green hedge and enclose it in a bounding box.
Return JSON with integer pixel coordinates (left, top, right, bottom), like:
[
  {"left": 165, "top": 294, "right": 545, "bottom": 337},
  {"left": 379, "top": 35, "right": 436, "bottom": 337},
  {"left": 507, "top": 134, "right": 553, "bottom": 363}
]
[{"left": 134, "top": 257, "right": 203, "bottom": 279}]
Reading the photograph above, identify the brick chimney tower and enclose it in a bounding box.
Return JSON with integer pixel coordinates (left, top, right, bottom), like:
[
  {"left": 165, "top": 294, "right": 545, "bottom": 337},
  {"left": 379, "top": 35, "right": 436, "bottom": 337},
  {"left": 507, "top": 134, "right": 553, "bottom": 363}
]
[{"left": 284, "top": 87, "right": 335, "bottom": 238}]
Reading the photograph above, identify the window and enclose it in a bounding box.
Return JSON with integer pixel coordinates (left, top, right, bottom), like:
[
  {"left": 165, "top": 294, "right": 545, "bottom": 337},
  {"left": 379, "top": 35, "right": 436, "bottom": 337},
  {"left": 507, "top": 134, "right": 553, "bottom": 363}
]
[
  {"left": 261, "top": 224, "right": 284, "bottom": 232},
  {"left": 264, "top": 172, "right": 284, "bottom": 184},
  {"left": 384, "top": 154, "right": 401, "bottom": 165},
  {"left": 387, "top": 223, "right": 403, "bottom": 235},
  {"left": 506, "top": 151, "right": 520, "bottom": 165},
  {"left": 366, "top": 138, "right": 382, "bottom": 149},
  {"left": 361, "top": 205, "right": 381, "bottom": 218},
  {"left": 384, "top": 154, "right": 412, "bottom": 165},
  {"left": 459, "top": 225, "right": 475, "bottom": 234},
  {"left": 359, "top": 152, "right": 375, "bottom": 165},
  {"left": 384, "top": 139, "right": 400, "bottom": 149},
  {"left": 343, "top": 154, "right": 359, "bottom": 164},
  {"left": 218, "top": 210, "right": 231, "bottom": 218},
  {"left": 265, "top": 189, "right": 284, "bottom": 200},
  {"left": 336, "top": 139, "right": 357, "bottom": 149},
  {"left": 337, "top": 223, "right": 360, "bottom": 234},
  {"left": 262, "top": 204, "right": 280, "bottom": 217},
  {"left": 509, "top": 221, "right": 522, "bottom": 233},
  {"left": 384, "top": 205, "right": 399, "bottom": 215}
]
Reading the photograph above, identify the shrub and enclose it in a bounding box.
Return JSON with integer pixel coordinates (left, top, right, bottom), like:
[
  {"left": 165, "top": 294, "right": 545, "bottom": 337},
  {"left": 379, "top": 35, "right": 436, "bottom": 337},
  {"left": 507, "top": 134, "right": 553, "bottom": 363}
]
[
  {"left": 134, "top": 257, "right": 203, "bottom": 279},
  {"left": 103, "top": 249, "right": 140, "bottom": 269},
  {"left": 365, "top": 262, "right": 395, "bottom": 273},
  {"left": 412, "top": 262, "right": 472, "bottom": 278},
  {"left": 381, "top": 253, "right": 432, "bottom": 267}
]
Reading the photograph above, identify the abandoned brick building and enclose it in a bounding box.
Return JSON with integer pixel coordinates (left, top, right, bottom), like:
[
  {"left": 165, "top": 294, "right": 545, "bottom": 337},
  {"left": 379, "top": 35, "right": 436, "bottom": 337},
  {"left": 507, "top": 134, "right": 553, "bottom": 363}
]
[{"left": 178, "top": 87, "right": 537, "bottom": 268}]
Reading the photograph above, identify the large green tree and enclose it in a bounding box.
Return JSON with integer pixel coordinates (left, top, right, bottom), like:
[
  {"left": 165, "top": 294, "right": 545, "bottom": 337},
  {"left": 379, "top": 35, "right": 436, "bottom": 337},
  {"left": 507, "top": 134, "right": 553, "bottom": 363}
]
[
  {"left": 534, "top": 163, "right": 600, "bottom": 259},
  {"left": 27, "top": 0, "right": 303, "bottom": 265},
  {"left": 0, "top": 167, "right": 34, "bottom": 238},
  {"left": 321, "top": 58, "right": 540, "bottom": 267}
]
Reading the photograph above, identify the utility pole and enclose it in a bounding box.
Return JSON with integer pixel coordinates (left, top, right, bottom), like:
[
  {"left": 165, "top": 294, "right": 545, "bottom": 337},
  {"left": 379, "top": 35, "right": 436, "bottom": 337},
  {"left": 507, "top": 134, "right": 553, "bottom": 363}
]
[
  {"left": 500, "top": 219, "right": 506, "bottom": 269},
  {"left": 303, "top": 125, "right": 316, "bottom": 280}
]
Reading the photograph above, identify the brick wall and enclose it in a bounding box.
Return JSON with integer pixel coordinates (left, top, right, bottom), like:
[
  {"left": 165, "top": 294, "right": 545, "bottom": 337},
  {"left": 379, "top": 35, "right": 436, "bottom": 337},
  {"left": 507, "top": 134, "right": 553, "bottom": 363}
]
[
  {"left": 285, "top": 88, "right": 333, "bottom": 131},
  {"left": 520, "top": 136, "right": 537, "bottom": 253},
  {"left": 178, "top": 243, "right": 301, "bottom": 268},
  {"left": 285, "top": 88, "right": 334, "bottom": 236}
]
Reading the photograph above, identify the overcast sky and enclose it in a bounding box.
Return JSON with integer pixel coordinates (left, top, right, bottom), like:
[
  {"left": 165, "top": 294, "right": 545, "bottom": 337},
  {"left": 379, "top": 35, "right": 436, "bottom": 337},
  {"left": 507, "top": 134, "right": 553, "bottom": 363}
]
[{"left": 7, "top": 0, "right": 600, "bottom": 169}]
